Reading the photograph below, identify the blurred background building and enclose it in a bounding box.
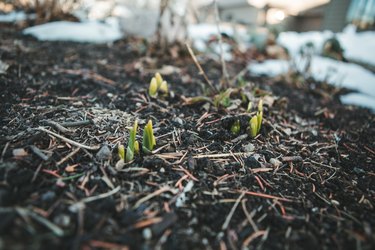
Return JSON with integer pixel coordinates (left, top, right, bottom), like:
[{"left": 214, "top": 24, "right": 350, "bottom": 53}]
[{"left": 198, "top": 0, "right": 374, "bottom": 32}]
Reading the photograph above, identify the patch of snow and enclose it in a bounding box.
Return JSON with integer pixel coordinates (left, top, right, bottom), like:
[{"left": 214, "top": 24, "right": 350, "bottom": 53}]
[
  {"left": 23, "top": 18, "right": 123, "bottom": 43},
  {"left": 175, "top": 181, "right": 194, "bottom": 208},
  {"left": 309, "top": 56, "right": 375, "bottom": 95},
  {"left": 0, "top": 11, "right": 34, "bottom": 23},
  {"left": 340, "top": 93, "right": 375, "bottom": 111},
  {"left": 277, "top": 25, "right": 375, "bottom": 66},
  {"left": 249, "top": 59, "right": 289, "bottom": 77},
  {"left": 337, "top": 25, "right": 375, "bottom": 66},
  {"left": 188, "top": 23, "right": 248, "bottom": 60},
  {"left": 188, "top": 23, "right": 235, "bottom": 41},
  {"left": 277, "top": 30, "right": 332, "bottom": 56},
  {"left": 249, "top": 56, "right": 375, "bottom": 111}
]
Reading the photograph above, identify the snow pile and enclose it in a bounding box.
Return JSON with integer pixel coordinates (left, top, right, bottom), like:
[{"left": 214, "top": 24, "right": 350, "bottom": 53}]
[
  {"left": 0, "top": 11, "right": 33, "bottom": 22},
  {"left": 188, "top": 23, "right": 249, "bottom": 61},
  {"left": 249, "top": 56, "right": 375, "bottom": 111},
  {"left": 251, "top": 25, "right": 375, "bottom": 111},
  {"left": 278, "top": 25, "right": 375, "bottom": 66},
  {"left": 250, "top": 59, "right": 289, "bottom": 77},
  {"left": 337, "top": 25, "right": 375, "bottom": 66},
  {"left": 23, "top": 17, "right": 123, "bottom": 43}
]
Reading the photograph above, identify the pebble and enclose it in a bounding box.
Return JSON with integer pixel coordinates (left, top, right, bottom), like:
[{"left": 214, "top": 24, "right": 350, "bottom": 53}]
[
  {"left": 243, "top": 143, "right": 255, "bottom": 152},
  {"left": 269, "top": 158, "right": 282, "bottom": 168},
  {"left": 96, "top": 145, "right": 111, "bottom": 161},
  {"left": 173, "top": 117, "right": 184, "bottom": 126},
  {"left": 143, "top": 228, "right": 152, "bottom": 240},
  {"left": 331, "top": 200, "right": 340, "bottom": 206}
]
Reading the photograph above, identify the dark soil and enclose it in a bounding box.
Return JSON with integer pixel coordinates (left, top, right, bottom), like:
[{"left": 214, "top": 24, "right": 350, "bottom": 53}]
[{"left": 1, "top": 22, "right": 374, "bottom": 250}]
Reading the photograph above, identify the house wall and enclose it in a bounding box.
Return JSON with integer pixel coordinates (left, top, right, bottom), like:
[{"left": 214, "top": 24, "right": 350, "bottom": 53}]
[
  {"left": 322, "top": 0, "right": 351, "bottom": 31},
  {"left": 287, "top": 15, "right": 323, "bottom": 32},
  {"left": 219, "top": 6, "right": 259, "bottom": 25}
]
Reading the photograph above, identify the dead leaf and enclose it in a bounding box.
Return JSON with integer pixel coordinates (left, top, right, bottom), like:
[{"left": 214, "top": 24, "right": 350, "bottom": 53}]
[{"left": 65, "top": 164, "right": 79, "bottom": 172}]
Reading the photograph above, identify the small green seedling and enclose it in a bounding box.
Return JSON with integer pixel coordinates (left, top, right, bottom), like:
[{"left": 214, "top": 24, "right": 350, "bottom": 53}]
[
  {"left": 249, "top": 99, "right": 263, "bottom": 137},
  {"left": 148, "top": 72, "right": 169, "bottom": 98},
  {"left": 231, "top": 120, "right": 241, "bottom": 135},
  {"left": 125, "top": 120, "right": 139, "bottom": 162},
  {"left": 213, "top": 88, "right": 232, "bottom": 108},
  {"left": 149, "top": 77, "right": 158, "bottom": 97},
  {"left": 246, "top": 102, "right": 253, "bottom": 113},
  {"left": 118, "top": 144, "right": 125, "bottom": 160},
  {"left": 142, "top": 120, "right": 156, "bottom": 154}
]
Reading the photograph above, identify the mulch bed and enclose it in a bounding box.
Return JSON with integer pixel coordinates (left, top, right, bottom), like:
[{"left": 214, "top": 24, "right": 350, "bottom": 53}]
[{"left": 0, "top": 23, "right": 374, "bottom": 250}]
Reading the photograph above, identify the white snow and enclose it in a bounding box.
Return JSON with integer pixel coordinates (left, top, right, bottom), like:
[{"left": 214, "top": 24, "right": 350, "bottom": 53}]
[
  {"left": 249, "top": 59, "right": 289, "bottom": 77},
  {"left": 250, "top": 25, "right": 375, "bottom": 111},
  {"left": 278, "top": 25, "right": 375, "bottom": 67},
  {"left": 340, "top": 93, "right": 375, "bottom": 111},
  {"left": 23, "top": 18, "right": 123, "bottom": 43},
  {"left": 175, "top": 181, "right": 194, "bottom": 208},
  {"left": 249, "top": 56, "right": 375, "bottom": 111},
  {"left": 188, "top": 23, "right": 249, "bottom": 61},
  {"left": 0, "top": 11, "right": 33, "bottom": 22},
  {"left": 337, "top": 25, "right": 375, "bottom": 66}
]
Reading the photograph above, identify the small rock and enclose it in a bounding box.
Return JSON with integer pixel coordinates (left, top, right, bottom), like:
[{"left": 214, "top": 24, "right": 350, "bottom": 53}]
[
  {"left": 173, "top": 117, "right": 184, "bottom": 126},
  {"left": 311, "top": 129, "right": 318, "bottom": 137},
  {"left": 12, "top": 148, "right": 28, "bottom": 157},
  {"left": 243, "top": 143, "right": 255, "bottom": 152},
  {"left": 115, "top": 159, "right": 125, "bottom": 170},
  {"left": 41, "top": 191, "right": 56, "bottom": 201},
  {"left": 269, "top": 158, "right": 282, "bottom": 168},
  {"left": 143, "top": 228, "right": 152, "bottom": 240},
  {"left": 0, "top": 60, "right": 9, "bottom": 74},
  {"left": 54, "top": 214, "right": 71, "bottom": 227},
  {"left": 354, "top": 167, "right": 365, "bottom": 174},
  {"left": 244, "top": 156, "right": 261, "bottom": 168},
  {"left": 284, "top": 128, "right": 292, "bottom": 136},
  {"left": 96, "top": 145, "right": 111, "bottom": 161},
  {"left": 331, "top": 200, "right": 340, "bottom": 206}
]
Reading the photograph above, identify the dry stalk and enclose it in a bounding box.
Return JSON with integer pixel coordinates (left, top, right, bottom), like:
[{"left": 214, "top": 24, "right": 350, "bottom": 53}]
[
  {"left": 185, "top": 43, "right": 218, "bottom": 94},
  {"left": 214, "top": 0, "right": 230, "bottom": 89}
]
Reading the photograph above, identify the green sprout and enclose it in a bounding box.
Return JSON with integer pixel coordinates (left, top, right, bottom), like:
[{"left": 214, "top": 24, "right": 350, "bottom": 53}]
[
  {"left": 149, "top": 77, "right": 158, "bottom": 98},
  {"left": 249, "top": 99, "right": 263, "bottom": 137},
  {"left": 148, "top": 72, "right": 169, "bottom": 98},
  {"left": 125, "top": 120, "right": 139, "bottom": 162},
  {"left": 142, "top": 120, "right": 156, "bottom": 154},
  {"left": 231, "top": 120, "right": 241, "bottom": 135},
  {"left": 246, "top": 102, "right": 253, "bottom": 113},
  {"left": 213, "top": 88, "right": 232, "bottom": 108},
  {"left": 118, "top": 144, "right": 125, "bottom": 160}
]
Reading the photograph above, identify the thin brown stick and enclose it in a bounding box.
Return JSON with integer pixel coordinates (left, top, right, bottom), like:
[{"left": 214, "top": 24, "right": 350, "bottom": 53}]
[
  {"left": 37, "top": 127, "right": 100, "bottom": 151},
  {"left": 214, "top": 0, "right": 230, "bottom": 88},
  {"left": 133, "top": 186, "right": 173, "bottom": 209},
  {"left": 221, "top": 192, "right": 245, "bottom": 230},
  {"left": 241, "top": 200, "right": 259, "bottom": 232},
  {"left": 237, "top": 190, "right": 294, "bottom": 202},
  {"left": 56, "top": 147, "right": 80, "bottom": 166},
  {"left": 242, "top": 230, "right": 267, "bottom": 247},
  {"left": 185, "top": 43, "right": 218, "bottom": 93}
]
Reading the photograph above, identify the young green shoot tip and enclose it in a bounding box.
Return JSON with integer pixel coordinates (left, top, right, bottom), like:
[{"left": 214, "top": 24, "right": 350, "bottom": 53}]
[
  {"left": 149, "top": 72, "right": 169, "bottom": 98},
  {"left": 249, "top": 99, "right": 263, "bottom": 138},
  {"left": 125, "top": 120, "right": 139, "bottom": 163},
  {"left": 142, "top": 120, "right": 156, "bottom": 154},
  {"left": 231, "top": 120, "right": 241, "bottom": 135}
]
